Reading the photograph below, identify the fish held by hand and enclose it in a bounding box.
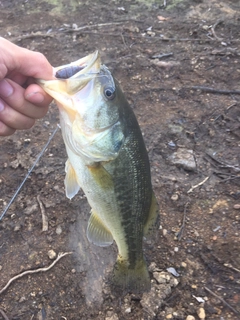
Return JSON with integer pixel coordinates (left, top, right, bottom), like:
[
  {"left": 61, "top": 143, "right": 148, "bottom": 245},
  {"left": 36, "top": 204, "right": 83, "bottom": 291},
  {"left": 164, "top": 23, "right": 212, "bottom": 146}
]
[{"left": 37, "top": 51, "right": 159, "bottom": 293}]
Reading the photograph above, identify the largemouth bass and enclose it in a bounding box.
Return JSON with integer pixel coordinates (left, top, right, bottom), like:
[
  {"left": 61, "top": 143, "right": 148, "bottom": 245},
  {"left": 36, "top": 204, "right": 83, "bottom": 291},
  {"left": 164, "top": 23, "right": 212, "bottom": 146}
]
[{"left": 38, "top": 51, "right": 159, "bottom": 293}]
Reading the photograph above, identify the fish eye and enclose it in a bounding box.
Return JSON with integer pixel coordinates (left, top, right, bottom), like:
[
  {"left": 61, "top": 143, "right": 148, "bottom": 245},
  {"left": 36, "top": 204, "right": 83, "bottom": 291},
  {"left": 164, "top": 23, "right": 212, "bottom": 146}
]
[{"left": 104, "top": 87, "right": 116, "bottom": 100}]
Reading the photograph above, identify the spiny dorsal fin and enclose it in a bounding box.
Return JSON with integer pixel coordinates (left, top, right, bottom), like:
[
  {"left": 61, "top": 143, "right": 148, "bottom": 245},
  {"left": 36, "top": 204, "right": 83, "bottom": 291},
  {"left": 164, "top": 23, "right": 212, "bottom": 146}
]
[
  {"left": 87, "top": 211, "right": 113, "bottom": 247},
  {"left": 143, "top": 192, "right": 160, "bottom": 236},
  {"left": 64, "top": 159, "right": 80, "bottom": 199}
]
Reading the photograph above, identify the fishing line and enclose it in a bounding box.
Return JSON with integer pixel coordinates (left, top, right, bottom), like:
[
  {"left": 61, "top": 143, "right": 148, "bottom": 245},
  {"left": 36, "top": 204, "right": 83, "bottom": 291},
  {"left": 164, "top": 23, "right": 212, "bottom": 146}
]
[{"left": 0, "top": 125, "right": 60, "bottom": 221}]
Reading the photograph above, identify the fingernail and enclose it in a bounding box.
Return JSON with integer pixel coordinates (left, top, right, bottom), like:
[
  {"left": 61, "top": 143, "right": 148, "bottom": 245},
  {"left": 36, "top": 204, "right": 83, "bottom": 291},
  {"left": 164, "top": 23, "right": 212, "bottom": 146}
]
[
  {"left": 26, "top": 92, "right": 44, "bottom": 103},
  {"left": 0, "top": 79, "right": 14, "bottom": 98},
  {"left": 0, "top": 99, "right": 4, "bottom": 112}
]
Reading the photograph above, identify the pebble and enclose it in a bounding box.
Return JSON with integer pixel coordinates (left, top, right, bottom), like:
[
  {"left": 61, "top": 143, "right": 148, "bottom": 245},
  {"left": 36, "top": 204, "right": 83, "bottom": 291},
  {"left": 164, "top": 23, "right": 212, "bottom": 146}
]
[
  {"left": 169, "top": 149, "right": 196, "bottom": 171},
  {"left": 47, "top": 249, "right": 57, "bottom": 260},
  {"left": 56, "top": 225, "right": 62, "bottom": 235},
  {"left": 181, "top": 262, "right": 187, "bottom": 268},
  {"left": 186, "top": 316, "right": 196, "bottom": 320},
  {"left": 163, "top": 229, "right": 168, "bottom": 236},
  {"left": 14, "top": 224, "right": 21, "bottom": 232},
  {"left": 125, "top": 307, "right": 131, "bottom": 313},
  {"left": 171, "top": 194, "right": 179, "bottom": 201},
  {"left": 105, "top": 313, "right": 119, "bottom": 320},
  {"left": 166, "top": 314, "right": 173, "bottom": 319},
  {"left": 233, "top": 204, "right": 240, "bottom": 209},
  {"left": 153, "top": 271, "right": 170, "bottom": 284},
  {"left": 197, "top": 307, "right": 206, "bottom": 320}
]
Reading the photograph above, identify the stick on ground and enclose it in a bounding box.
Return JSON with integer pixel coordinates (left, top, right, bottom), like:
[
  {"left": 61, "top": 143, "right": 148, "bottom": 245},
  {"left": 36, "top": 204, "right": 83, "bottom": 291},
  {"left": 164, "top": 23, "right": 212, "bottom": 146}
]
[
  {"left": 205, "top": 286, "right": 239, "bottom": 315},
  {"left": 0, "top": 252, "right": 72, "bottom": 295},
  {"left": 37, "top": 195, "right": 48, "bottom": 232}
]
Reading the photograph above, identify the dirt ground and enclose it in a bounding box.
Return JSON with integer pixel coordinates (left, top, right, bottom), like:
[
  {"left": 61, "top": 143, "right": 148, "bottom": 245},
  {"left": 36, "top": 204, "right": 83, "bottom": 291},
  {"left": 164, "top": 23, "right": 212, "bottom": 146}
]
[{"left": 0, "top": 0, "right": 240, "bottom": 319}]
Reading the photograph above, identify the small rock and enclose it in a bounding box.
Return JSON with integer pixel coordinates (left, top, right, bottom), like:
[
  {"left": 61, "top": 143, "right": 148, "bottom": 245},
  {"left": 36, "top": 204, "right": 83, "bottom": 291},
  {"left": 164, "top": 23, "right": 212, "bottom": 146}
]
[
  {"left": 166, "top": 314, "right": 173, "bottom": 319},
  {"left": 171, "top": 194, "right": 179, "bottom": 201},
  {"left": 148, "top": 262, "right": 157, "bottom": 272},
  {"left": 186, "top": 316, "right": 196, "bottom": 320},
  {"left": 141, "top": 283, "right": 172, "bottom": 317},
  {"left": 105, "top": 313, "right": 119, "bottom": 320},
  {"left": 181, "top": 262, "right": 187, "bottom": 268},
  {"left": 169, "top": 277, "right": 179, "bottom": 287},
  {"left": 56, "top": 225, "right": 62, "bottom": 235},
  {"left": 169, "top": 149, "right": 196, "bottom": 171},
  {"left": 24, "top": 203, "right": 38, "bottom": 215},
  {"left": 19, "top": 296, "right": 26, "bottom": 303},
  {"left": 153, "top": 271, "right": 170, "bottom": 284},
  {"left": 48, "top": 249, "right": 57, "bottom": 260},
  {"left": 233, "top": 204, "right": 240, "bottom": 210},
  {"left": 125, "top": 307, "right": 131, "bottom": 313},
  {"left": 163, "top": 229, "right": 168, "bottom": 236},
  {"left": 14, "top": 224, "right": 21, "bottom": 231},
  {"left": 197, "top": 307, "right": 206, "bottom": 320}
]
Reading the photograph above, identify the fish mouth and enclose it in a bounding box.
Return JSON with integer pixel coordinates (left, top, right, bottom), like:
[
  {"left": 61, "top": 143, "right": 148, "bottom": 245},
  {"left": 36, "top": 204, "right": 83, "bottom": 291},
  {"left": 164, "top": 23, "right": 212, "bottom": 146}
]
[
  {"left": 54, "top": 50, "right": 100, "bottom": 79},
  {"left": 37, "top": 50, "right": 101, "bottom": 101}
]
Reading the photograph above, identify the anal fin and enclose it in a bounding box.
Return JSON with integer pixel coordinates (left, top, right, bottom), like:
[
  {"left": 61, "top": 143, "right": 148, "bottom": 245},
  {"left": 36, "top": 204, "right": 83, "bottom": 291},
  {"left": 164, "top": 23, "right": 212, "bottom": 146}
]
[
  {"left": 87, "top": 211, "right": 113, "bottom": 247},
  {"left": 64, "top": 159, "right": 80, "bottom": 199}
]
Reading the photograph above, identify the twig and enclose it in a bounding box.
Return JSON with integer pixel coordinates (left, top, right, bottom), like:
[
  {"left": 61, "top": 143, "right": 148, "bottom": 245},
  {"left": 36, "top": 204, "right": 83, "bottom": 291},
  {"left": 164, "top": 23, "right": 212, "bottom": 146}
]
[
  {"left": 151, "top": 52, "right": 173, "bottom": 59},
  {"left": 214, "top": 103, "right": 237, "bottom": 122},
  {"left": 62, "top": 21, "right": 124, "bottom": 33},
  {"left": 219, "top": 175, "right": 240, "bottom": 183},
  {"left": 210, "top": 20, "right": 224, "bottom": 41},
  {"left": 223, "top": 263, "right": 240, "bottom": 274},
  {"left": 176, "top": 202, "right": 189, "bottom": 240},
  {"left": 11, "top": 32, "right": 54, "bottom": 42},
  {"left": 0, "top": 252, "right": 72, "bottom": 295},
  {"left": 205, "top": 286, "right": 239, "bottom": 315},
  {"left": 121, "top": 33, "right": 127, "bottom": 47},
  {"left": 0, "top": 125, "right": 59, "bottom": 221},
  {"left": 0, "top": 309, "right": 10, "bottom": 320},
  {"left": 187, "top": 176, "right": 209, "bottom": 193},
  {"left": 188, "top": 86, "right": 240, "bottom": 95},
  {"left": 37, "top": 195, "right": 48, "bottom": 232},
  {"left": 206, "top": 153, "right": 240, "bottom": 173}
]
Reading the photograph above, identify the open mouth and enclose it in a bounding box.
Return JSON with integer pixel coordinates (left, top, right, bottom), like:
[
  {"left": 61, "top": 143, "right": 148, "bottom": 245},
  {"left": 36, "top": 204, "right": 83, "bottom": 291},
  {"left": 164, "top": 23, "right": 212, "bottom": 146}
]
[
  {"left": 55, "top": 65, "right": 86, "bottom": 79},
  {"left": 54, "top": 50, "right": 100, "bottom": 80}
]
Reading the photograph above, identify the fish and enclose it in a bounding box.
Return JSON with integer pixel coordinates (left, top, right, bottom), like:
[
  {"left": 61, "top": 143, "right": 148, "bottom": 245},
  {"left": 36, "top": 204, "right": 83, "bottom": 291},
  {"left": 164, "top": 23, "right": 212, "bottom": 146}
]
[{"left": 37, "top": 51, "right": 159, "bottom": 293}]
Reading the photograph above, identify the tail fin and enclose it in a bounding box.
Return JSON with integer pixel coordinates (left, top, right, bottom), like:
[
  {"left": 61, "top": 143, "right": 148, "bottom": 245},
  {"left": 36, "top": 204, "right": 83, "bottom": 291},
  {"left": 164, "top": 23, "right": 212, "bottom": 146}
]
[{"left": 112, "top": 256, "right": 151, "bottom": 293}]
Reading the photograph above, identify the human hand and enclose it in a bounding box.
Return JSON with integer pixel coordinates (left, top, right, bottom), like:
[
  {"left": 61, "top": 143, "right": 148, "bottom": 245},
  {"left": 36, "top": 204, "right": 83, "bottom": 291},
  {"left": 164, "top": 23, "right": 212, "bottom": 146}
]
[{"left": 0, "top": 37, "right": 54, "bottom": 136}]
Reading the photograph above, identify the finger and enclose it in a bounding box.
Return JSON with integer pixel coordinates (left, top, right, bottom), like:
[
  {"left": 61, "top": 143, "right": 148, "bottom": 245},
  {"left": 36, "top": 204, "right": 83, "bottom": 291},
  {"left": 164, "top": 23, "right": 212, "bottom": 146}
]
[
  {"left": 0, "top": 98, "right": 35, "bottom": 130},
  {"left": 7, "top": 71, "right": 28, "bottom": 86},
  {"left": 0, "top": 38, "right": 54, "bottom": 79},
  {"left": 25, "top": 83, "right": 53, "bottom": 108},
  {"left": 0, "top": 120, "right": 16, "bottom": 136},
  {"left": 0, "top": 79, "right": 50, "bottom": 119}
]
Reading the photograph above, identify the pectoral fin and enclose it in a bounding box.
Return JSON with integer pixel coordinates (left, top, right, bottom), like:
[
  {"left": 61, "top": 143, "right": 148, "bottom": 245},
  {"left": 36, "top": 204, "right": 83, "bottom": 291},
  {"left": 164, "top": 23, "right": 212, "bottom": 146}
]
[
  {"left": 143, "top": 192, "right": 160, "bottom": 236},
  {"left": 87, "top": 211, "right": 113, "bottom": 247},
  {"left": 64, "top": 159, "right": 80, "bottom": 199}
]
